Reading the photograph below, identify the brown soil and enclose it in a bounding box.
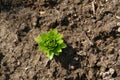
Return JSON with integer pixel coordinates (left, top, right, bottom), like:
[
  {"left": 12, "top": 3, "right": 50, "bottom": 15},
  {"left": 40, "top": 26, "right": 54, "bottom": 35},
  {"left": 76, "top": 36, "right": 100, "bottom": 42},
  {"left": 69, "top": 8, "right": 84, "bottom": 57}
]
[{"left": 0, "top": 0, "right": 120, "bottom": 80}]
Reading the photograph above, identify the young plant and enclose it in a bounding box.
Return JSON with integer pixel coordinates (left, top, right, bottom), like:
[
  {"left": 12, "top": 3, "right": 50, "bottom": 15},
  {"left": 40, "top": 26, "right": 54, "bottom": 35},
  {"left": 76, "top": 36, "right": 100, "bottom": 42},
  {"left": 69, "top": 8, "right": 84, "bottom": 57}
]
[{"left": 34, "top": 29, "right": 66, "bottom": 60}]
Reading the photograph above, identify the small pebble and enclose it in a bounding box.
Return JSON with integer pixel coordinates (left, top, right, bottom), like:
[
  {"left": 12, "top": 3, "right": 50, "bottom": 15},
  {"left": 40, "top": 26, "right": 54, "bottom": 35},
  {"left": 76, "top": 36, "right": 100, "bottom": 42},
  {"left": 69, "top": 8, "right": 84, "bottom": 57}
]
[
  {"left": 32, "top": 17, "right": 38, "bottom": 26},
  {"left": 39, "top": 11, "right": 45, "bottom": 15},
  {"left": 74, "top": 57, "right": 79, "bottom": 61},
  {"left": 70, "top": 66, "right": 74, "bottom": 69},
  {"left": 117, "top": 22, "right": 120, "bottom": 26},
  {"left": 116, "top": 16, "right": 120, "bottom": 19},
  {"left": 118, "top": 27, "right": 120, "bottom": 32},
  {"left": 17, "top": 61, "right": 21, "bottom": 65},
  {"left": 25, "top": 66, "right": 31, "bottom": 70},
  {"left": 109, "top": 68, "right": 114, "bottom": 75}
]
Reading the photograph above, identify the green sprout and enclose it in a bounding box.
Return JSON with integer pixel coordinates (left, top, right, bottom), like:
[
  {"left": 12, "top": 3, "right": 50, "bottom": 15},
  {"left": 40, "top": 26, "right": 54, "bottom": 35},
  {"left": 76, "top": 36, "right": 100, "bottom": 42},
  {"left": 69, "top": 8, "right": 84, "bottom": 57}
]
[{"left": 35, "top": 29, "right": 66, "bottom": 60}]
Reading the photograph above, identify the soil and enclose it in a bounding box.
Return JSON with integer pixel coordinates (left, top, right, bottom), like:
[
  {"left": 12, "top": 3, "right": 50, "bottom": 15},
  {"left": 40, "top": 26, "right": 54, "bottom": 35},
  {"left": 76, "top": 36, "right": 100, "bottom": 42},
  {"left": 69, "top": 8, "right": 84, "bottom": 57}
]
[{"left": 0, "top": 0, "right": 120, "bottom": 80}]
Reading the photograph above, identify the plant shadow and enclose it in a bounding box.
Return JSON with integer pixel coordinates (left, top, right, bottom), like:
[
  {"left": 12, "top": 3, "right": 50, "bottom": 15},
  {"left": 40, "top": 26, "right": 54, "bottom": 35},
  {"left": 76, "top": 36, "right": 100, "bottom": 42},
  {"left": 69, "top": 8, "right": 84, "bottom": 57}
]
[{"left": 54, "top": 43, "right": 86, "bottom": 70}]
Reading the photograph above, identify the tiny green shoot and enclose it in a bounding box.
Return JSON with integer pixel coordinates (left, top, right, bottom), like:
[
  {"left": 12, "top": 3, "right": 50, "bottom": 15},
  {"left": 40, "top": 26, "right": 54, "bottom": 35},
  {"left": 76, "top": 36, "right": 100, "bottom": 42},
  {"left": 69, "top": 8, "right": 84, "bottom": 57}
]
[{"left": 34, "top": 29, "right": 66, "bottom": 60}]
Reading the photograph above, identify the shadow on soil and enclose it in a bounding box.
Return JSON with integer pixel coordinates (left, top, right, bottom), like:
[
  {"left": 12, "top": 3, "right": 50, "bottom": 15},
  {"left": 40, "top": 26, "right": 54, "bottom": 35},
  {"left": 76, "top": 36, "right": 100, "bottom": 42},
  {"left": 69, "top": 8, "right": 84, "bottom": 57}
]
[
  {"left": 54, "top": 43, "right": 88, "bottom": 80},
  {"left": 0, "top": 52, "right": 5, "bottom": 63},
  {"left": 55, "top": 43, "right": 86, "bottom": 70}
]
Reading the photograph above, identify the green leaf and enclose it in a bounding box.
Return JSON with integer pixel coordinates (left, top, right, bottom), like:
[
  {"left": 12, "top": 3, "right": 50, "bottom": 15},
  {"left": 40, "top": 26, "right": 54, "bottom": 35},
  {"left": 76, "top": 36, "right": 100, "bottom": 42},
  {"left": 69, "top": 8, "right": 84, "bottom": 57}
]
[
  {"left": 53, "top": 29, "right": 58, "bottom": 34},
  {"left": 56, "top": 34, "right": 63, "bottom": 40},
  {"left": 34, "top": 37, "right": 41, "bottom": 43},
  {"left": 46, "top": 52, "right": 54, "bottom": 60},
  {"left": 57, "top": 40, "right": 63, "bottom": 44},
  {"left": 54, "top": 46, "right": 61, "bottom": 52},
  {"left": 61, "top": 43, "right": 66, "bottom": 48}
]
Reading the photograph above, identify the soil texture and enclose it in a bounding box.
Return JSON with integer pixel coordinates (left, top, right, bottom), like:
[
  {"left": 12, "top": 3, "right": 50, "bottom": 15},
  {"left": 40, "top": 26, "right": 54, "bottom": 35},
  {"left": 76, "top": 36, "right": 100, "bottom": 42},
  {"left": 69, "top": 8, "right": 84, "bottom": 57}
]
[{"left": 0, "top": 0, "right": 120, "bottom": 80}]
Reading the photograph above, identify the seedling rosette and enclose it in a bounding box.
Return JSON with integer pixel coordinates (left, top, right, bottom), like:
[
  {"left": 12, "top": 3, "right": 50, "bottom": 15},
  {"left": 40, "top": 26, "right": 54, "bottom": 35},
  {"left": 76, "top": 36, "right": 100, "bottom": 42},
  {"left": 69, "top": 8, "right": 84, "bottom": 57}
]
[{"left": 35, "top": 29, "right": 66, "bottom": 60}]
